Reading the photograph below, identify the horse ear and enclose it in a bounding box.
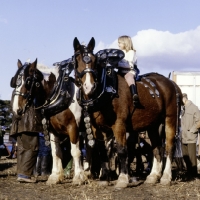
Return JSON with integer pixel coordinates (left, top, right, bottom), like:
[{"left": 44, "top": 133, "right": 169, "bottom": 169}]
[
  {"left": 33, "top": 58, "right": 38, "bottom": 69},
  {"left": 73, "top": 37, "right": 80, "bottom": 51},
  {"left": 87, "top": 37, "right": 95, "bottom": 51},
  {"left": 49, "top": 72, "right": 56, "bottom": 83},
  {"left": 17, "top": 59, "right": 23, "bottom": 68},
  {"left": 29, "top": 58, "right": 37, "bottom": 73}
]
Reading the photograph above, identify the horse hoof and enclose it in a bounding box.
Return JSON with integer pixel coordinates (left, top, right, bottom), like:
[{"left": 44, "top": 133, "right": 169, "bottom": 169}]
[
  {"left": 84, "top": 170, "right": 91, "bottom": 178},
  {"left": 114, "top": 174, "right": 128, "bottom": 189},
  {"left": 115, "top": 181, "right": 128, "bottom": 190},
  {"left": 72, "top": 172, "right": 88, "bottom": 185},
  {"left": 160, "top": 174, "right": 171, "bottom": 186},
  {"left": 160, "top": 179, "right": 171, "bottom": 186},
  {"left": 98, "top": 181, "right": 109, "bottom": 187},
  {"left": 72, "top": 179, "right": 82, "bottom": 186},
  {"left": 46, "top": 175, "right": 63, "bottom": 185},
  {"left": 144, "top": 174, "right": 158, "bottom": 184},
  {"left": 72, "top": 176, "right": 84, "bottom": 186}
]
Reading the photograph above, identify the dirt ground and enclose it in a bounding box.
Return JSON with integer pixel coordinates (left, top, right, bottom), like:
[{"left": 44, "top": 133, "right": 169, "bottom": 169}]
[{"left": 1, "top": 157, "right": 200, "bottom": 200}]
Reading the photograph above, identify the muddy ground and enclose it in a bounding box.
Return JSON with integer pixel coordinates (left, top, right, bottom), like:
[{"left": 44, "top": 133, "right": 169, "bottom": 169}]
[{"left": 1, "top": 157, "right": 200, "bottom": 200}]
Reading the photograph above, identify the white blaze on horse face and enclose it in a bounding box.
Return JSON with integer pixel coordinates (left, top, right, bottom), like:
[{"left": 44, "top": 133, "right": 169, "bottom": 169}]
[
  {"left": 83, "top": 59, "right": 94, "bottom": 95},
  {"left": 83, "top": 72, "right": 94, "bottom": 95},
  {"left": 12, "top": 79, "right": 24, "bottom": 114}
]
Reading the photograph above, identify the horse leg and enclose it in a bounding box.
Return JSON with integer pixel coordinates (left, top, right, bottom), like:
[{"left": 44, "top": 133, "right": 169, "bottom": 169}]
[
  {"left": 46, "top": 133, "right": 64, "bottom": 185},
  {"left": 113, "top": 121, "right": 129, "bottom": 189},
  {"left": 160, "top": 118, "right": 175, "bottom": 185},
  {"left": 145, "top": 148, "right": 163, "bottom": 184},
  {"left": 71, "top": 140, "right": 87, "bottom": 185},
  {"left": 145, "top": 128, "right": 163, "bottom": 184},
  {"left": 98, "top": 139, "right": 110, "bottom": 186}
]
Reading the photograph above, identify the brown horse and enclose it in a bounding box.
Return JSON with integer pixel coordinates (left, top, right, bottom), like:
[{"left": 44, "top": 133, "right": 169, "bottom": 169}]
[
  {"left": 73, "top": 37, "right": 182, "bottom": 188},
  {"left": 10, "top": 59, "right": 87, "bottom": 185}
]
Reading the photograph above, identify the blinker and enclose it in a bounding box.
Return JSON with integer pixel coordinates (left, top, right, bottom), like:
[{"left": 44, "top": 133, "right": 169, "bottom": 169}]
[
  {"left": 10, "top": 77, "right": 16, "bottom": 88},
  {"left": 16, "top": 77, "right": 22, "bottom": 87}
]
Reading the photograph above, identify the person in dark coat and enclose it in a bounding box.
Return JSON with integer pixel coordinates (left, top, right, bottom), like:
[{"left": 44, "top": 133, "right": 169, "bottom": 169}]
[{"left": 10, "top": 105, "right": 43, "bottom": 183}]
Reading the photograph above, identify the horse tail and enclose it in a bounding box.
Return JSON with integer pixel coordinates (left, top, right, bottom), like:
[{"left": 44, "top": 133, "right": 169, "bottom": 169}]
[
  {"left": 170, "top": 80, "right": 183, "bottom": 158},
  {"left": 170, "top": 80, "right": 182, "bottom": 135}
]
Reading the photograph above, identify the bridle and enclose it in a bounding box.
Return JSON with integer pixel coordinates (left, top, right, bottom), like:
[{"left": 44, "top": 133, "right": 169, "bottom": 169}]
[
  {"left": 74, "top": 45, "right": 98, "bottom": 87},
  {"left": 12, "top": 63, "right": 42, "bottom": 115}
]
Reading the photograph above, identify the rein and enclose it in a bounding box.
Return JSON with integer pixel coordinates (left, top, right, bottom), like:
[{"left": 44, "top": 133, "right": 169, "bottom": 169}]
[
  {"left": 76, "top": 67, "right": 106, "bottom": 107},
  {"left": 74, "top": 48, "right": 98, "bottom": 87},
  {"left": 34, "top": 62, "right": 69, "bottom": 110},
  {"left": 74, "top": 48, "right": 105, "bottom": 107}
]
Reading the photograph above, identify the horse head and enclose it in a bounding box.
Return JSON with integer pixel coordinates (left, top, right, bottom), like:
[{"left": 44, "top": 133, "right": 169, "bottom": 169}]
[
  {"left": 11, "top": 59, "right": 48, "bottom": 116},
  {"left": 73, "top": 37, "right": 97, "bottom": 99}
]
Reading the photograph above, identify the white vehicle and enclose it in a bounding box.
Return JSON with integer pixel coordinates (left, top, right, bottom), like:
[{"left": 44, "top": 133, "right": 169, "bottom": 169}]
[{"left": 172, "top": 71, "right": 200, "bottom": 109}]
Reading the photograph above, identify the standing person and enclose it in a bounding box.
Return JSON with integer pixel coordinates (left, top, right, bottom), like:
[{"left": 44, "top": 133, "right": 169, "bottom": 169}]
[
  {"left": 6, "top": 137, "right": 17, "bottom": 159},
  {"left": 0, "top": 126, "right": 11, "bottom": 158},
  {"left": 0, "top": 126, "right": 6, "bottom": 158},
  {"left": 135, "top": 131, "right": 153, "bottom": 175},
  {"left": 181, "top": 93, "right": 200, "bottom": 180},
  {"left": 117, "top": 35, "right": 140, "bottom": 105},
  {"left": 34, "top": 132, "right": 52, "bottom": 177},
  {"left": 10, "top": 105, "right": 43, "bottom": 183}
]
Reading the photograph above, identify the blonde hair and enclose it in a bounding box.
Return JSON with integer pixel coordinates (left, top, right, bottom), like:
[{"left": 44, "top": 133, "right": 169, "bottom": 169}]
[{"left": 118, "top": 35, "right": 136, "bottom": 52}]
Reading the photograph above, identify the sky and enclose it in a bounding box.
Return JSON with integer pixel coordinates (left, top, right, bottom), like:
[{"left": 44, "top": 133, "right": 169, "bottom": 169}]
[{"left": 0, "top": 0, "right": 200, "bottom": 100}]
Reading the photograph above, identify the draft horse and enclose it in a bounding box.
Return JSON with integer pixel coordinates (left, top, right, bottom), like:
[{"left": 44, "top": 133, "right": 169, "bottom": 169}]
[
  {"left": 73, "top": 37, "right": 182, "bottom": 188},
  {"left": 10, "top": 59, "right": 87, "bottom": 185}
]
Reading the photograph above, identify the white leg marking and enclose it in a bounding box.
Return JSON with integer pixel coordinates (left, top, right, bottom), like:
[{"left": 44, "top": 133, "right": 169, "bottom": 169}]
[
  {"left": 46, "top": 133, "right": 63, "bottom": 185},
  {"left": 160, "top": 155, "right": 172, "bottom": 185},
  {"left": 71, "top": 142, "right": 82, "bottom": 176},
  {"left": 150, "top": 157, "right": 162, "bottom": 176},
  {"left": 163, "top": 155, "right": 172, "bottom": 178},
  {"left": 71, "top": 142, "right": 87, "bottom": 185},
  {"left": 115, "top": 173, "right": 129, "bottom": 189},
  {"left": 145, "top": 156, "right": 162, "bottom": 184}
]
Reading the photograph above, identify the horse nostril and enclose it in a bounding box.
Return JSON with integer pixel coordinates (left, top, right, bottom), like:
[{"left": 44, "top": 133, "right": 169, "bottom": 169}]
[
  {"left": 17, "top": 108, "right": 23, "bottom": 116},
  {"left": 84, "top": 83, "right": 87, "bottom": 89}
]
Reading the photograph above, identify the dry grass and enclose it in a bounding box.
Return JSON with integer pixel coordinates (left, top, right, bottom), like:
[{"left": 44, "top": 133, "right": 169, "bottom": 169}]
[{"left": 1, "top": 157, "right": 200, "bottom": 200}]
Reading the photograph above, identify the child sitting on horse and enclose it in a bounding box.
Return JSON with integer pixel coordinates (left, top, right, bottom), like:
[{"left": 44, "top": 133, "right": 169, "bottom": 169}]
[{"left": 117, "top": 35, "right": 140, "bottom": 105}]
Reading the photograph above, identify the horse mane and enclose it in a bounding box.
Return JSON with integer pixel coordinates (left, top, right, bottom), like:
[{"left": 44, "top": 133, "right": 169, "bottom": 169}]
[
  {"left": 37, "top": 64, "right": 59, "bottom": 81},
  {"left": 37, "top": 64, "right": 58, "bottom": 96}
]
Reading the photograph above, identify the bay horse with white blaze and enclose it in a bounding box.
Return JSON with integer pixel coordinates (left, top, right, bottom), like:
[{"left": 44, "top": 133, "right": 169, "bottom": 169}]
[
  {"left": 73, "top": 37, "right": 182, "bottom": 188},
  {"left": 10, "top": 59, "right": 87, "bottom": 185}
]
